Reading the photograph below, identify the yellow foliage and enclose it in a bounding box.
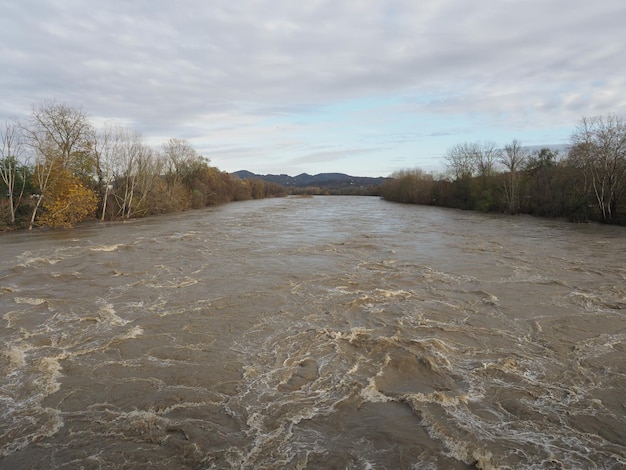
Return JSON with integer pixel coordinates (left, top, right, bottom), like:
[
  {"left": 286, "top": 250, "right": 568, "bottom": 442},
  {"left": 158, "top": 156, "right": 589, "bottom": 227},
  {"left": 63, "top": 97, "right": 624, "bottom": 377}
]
[{"left": 39, "top": 173, "right": 98, "bottom": 228}]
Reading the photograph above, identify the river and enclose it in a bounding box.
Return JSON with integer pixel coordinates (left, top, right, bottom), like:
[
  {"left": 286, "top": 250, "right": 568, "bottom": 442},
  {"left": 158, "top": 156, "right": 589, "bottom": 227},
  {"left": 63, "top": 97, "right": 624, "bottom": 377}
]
[{"left": 1, "top": 196, "right": 625, "bottom": 469}]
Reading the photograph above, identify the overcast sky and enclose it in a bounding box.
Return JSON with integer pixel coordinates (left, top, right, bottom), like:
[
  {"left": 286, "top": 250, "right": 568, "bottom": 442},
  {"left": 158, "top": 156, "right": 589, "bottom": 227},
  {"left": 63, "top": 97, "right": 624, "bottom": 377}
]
[{"left": 2, "top": 0, "right": 625, "bottom": 177}]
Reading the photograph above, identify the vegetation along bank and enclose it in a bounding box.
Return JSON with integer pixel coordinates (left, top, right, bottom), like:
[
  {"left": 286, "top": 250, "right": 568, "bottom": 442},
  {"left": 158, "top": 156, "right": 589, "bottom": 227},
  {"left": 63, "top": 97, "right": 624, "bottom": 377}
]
[
  {"left": 3, "top": 103, "right": 624, "bottom": 230},
  {"left": 380, "top": 115, "right": 626, "bottom": 225},
  {"left": 0, "top": 101, "right": 287, "bottom": 231}
]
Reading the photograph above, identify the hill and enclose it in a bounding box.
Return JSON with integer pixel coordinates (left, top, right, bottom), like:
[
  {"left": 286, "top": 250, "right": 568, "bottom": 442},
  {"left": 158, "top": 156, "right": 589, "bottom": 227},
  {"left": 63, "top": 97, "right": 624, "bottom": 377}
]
[{"left": 231, "top": 171, "right": 387, "bottom": 191}]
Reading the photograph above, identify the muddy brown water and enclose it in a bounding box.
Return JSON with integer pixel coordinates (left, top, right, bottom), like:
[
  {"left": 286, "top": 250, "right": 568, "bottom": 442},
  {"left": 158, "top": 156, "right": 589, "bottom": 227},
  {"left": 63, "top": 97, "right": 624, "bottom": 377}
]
[{"left": 1, "top": 196, "right": 625, "bottom": 469}]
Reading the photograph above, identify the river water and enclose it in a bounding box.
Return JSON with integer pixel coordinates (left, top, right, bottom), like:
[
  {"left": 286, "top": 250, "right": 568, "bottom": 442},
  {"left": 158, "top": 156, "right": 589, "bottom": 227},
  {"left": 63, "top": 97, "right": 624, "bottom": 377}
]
[{"left": 1, "top": 196, "right": 625, "bottom": 469}]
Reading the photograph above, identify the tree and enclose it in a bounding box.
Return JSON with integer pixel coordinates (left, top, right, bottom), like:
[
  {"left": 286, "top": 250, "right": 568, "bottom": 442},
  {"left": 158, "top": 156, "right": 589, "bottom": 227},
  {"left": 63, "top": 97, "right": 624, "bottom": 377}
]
[
  {"left": 445, "top": 141, "right": 501, "bottom": 210},
  {"left": 29, "top": 101, "right": 94, "bottom": 171},
  {"left": 474, "top": 141, "right": 501, "bottom": 180},
  {"left": 380, "top": 169, "right": 434, "bottom": 204},
  {"left": 38, "top": 167, "right": 98, "bottom": 228},
  {"left": 23, "top": 101, "right": 95, "bottom": 229},
  {"left": 500, "top": 139, "right": 528, "bottom": 214},
  {"left": 445, "top": 141, "right": 501, "bottom": 180},
  {"left": 28, "top": 139, "right": 60, "bottom": 230},
  {"left": 522, "top": 148, "right": 561, "bottom": 216},
  {"left": 569, "top": 115, "right": 626, "bottom": 223},
  {"left": 108, "top": 129, "right": 163, "bottom": 219},
  {"left": 526, "top": 148, "right": 559, "bottom": 173},
  {"left": 179, "top": 157, "right": 212, "bottom": 208},
  {"left": 161, "top": 138, "right": 201, "bottom": 179},
  {"left": 445, "top": 142, "right": 478, "bottom": 180},
  {"left": 0, "top": 120, "right": 29, "bottom": 224},
  {"left": 93, "top": 123, "right": 135, "bottom": 220}
]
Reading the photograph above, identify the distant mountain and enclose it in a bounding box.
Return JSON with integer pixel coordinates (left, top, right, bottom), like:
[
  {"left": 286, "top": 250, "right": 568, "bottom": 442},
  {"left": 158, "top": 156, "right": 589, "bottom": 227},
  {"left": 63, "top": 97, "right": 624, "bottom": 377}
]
[{"left": 231, "top": 171, "right": 387, "bottom": 189}]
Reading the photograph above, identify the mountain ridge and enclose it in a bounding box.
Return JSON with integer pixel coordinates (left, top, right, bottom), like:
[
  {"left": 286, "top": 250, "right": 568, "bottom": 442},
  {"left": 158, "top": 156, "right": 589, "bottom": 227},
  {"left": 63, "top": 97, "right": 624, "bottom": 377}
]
[{"left": 231, "top": 170, "right": 387, "bottom": 188}]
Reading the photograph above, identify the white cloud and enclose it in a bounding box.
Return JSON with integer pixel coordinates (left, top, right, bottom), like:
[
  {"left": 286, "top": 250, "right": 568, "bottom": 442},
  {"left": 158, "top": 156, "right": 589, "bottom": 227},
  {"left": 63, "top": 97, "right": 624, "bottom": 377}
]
[{"left": 1, "top": 0, "right": 625, "bottom": 176}]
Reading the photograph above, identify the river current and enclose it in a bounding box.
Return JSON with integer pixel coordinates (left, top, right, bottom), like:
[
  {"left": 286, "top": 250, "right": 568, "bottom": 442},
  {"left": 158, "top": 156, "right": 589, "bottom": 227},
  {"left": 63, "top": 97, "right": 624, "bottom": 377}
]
[{"left": 1, "top": 196, "right": 625, "bottom": 469}]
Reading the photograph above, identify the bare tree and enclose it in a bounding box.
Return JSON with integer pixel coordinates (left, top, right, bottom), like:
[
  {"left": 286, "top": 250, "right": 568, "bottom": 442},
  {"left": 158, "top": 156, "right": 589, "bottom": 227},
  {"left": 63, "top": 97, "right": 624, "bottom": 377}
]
[
  {"left": 569, "top": 115, "right": 626, "bottom": 223},
  {"left": 111, "top": 128, "right": 141, "bottom": 219},
  {"left": 109, "top": 129, "right": 162, "bottom": 219},
  {"left": 93, "top": 123, "right": 129, "bottom": 220},
  {"left": 132, "top": 148, "right": 163, "bottom": 216},
  {"left": 445, "top": 141, "right": 501, "bottom": 181},
  {"left": 500, "top": 139, "right": 528, "bottom": 214},
  {"left": 0, "top": 120, "right": 29, "bottom": 224},
  {"left": 475, "top": 141, "right": 501, "bottom": 180},
  {"left": 28, "top": 101, "right": 93, "bottom": 168},
  {"left": 161, "top": 138, "right": 200, "bottom": 178},
  {"left": 445, "top": 142, "right": 478, "bottom": 180}
]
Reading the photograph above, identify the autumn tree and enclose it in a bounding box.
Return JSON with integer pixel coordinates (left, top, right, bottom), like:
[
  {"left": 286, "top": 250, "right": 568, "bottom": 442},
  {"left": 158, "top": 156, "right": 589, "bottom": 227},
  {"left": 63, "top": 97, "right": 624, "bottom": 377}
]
[
  {"left": 569, "top": 115, "right": 626, "bottom": 223},
  {"left": 23, "top": 101, "right": 96, "bottom": 229},
  {"left": 38, "top": 167, "right": 98, "bottom": 228}
]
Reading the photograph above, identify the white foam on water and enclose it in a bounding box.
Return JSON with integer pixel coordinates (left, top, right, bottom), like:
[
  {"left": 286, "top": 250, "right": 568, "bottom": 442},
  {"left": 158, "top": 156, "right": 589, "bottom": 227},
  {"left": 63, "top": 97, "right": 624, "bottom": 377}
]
[
  {"left": 13, "top": 297, "right": 47, "bottom": 305},
  {"left": 89, "top": 244, "right": 123, "bottom": 252},
  {"left": 97, "top": 302, "right": 129, "bottom": 326},
  {"left": 146, "top": 276, "right": 199, "bottom": 289},
  {"left": 374, "top": 288, "right": 413, "bottom": 299},
  {"left": 0, "top": 339, "right": 66, "bottom": 459},
  {"left": 1, "top": 343, "right": 30, "bottom": 367},
  {"left": 360, "top": 377, "right": 393, "bottom": 403},
  {"left": 358, "top": 352, "right": 393, "bottom": 403},
  {"left": 33, "top": 356, "right": 63, "bottom": 395},
  {"left": 0, "top": 407, "right": 64, "bottom": 458},
  {"left": 121, "top": 325, "right": 144, "bottom": 339},
  {"left": 417, "top": 411, "right": 497, "bottom": 470}
]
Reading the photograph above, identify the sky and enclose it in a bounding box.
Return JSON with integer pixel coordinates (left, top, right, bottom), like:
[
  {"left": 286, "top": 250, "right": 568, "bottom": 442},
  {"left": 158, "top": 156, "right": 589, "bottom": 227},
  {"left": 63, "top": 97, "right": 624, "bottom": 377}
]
[{"left": 2, "top": 0, "right": 625, "bottom": 177}]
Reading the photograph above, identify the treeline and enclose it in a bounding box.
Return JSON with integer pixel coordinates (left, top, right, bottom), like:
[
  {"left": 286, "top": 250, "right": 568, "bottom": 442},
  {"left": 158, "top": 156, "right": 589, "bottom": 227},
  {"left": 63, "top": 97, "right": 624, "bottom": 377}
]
[
  {"left": 289, "top": 185, "right": 382, "bottom": 196},
  {"left": 381, "top": 115, "right": 626, "bottom": 225},
  {"left": 0, "top": 101, "right": 287, "bottom": 230}
]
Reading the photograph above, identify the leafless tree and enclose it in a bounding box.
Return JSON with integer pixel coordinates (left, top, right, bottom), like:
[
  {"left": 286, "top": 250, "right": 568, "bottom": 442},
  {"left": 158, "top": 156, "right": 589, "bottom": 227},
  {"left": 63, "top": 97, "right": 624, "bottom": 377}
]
[
  {"left": 569, "top": 115, "right": 626, "bottom": 222},
  {"left": 0, "top": 120, "right": 29, "bottom": 224},
  {"left": 161, "top": 138, "right": 200, "bottom": 177},
  {"left": 108, "top": 129, "right": 162, "bottom": 219},
  {"left": 475, "top": 141, "right": 501, "bottom": 180},
  {"left": 500, "top": 139, "right": 528, "bottom": 214},
  {"left": 445, "top": 141, "right": 501, "bottom": 181},
  {"left": 93, "top": 123, "right": 129, "bottom": 220},
  {"left": 445, "top": 142, "right": 478, "bottom": 180}
]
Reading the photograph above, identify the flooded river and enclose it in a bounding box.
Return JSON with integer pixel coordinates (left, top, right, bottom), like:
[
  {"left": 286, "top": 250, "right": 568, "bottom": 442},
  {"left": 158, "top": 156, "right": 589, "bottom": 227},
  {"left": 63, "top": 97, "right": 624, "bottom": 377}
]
[{"left": 1, "top": 196, "right": 625, "bottom": 469}]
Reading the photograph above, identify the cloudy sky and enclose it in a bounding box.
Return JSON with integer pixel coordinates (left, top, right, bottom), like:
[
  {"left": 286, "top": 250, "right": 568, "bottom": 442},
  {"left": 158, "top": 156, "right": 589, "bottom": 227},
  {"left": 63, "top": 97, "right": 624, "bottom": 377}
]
[{"left": 2, "top": 0, "right": 625, "bottom": 177}]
